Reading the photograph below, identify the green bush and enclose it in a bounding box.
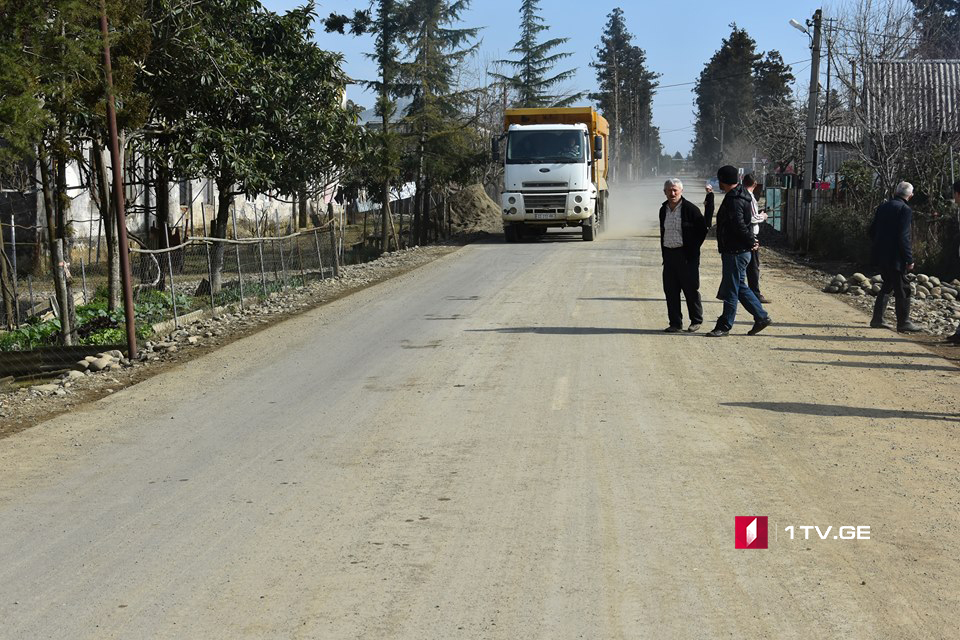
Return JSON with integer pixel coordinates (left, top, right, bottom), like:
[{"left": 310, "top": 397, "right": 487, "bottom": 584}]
[{"left": 810, "top": 203, "right": 874, "bottom": 264}]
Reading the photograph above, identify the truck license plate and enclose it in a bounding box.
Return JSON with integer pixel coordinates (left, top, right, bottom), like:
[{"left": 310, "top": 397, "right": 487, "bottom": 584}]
[{"left": 534, "top": 213, "right": 556, "bottom": 219}]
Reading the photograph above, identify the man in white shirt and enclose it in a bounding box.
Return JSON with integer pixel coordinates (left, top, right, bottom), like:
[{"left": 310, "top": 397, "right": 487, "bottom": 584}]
[{"left": 658, "top": 178, "right": 707, "bottom": 332}]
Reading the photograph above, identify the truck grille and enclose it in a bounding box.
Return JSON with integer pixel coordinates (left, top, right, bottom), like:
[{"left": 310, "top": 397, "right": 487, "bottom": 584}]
[
  {"left": 524, "top": 194, "right": 566, "bottom": 213},
  {"left": 522, "top": 181, "right": 566, "bottom": 188}
]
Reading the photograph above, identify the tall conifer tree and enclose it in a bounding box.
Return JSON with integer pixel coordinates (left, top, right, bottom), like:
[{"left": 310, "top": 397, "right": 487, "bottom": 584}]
[{"left": 494, "top": 0, "right": 579, "bottom": 107}]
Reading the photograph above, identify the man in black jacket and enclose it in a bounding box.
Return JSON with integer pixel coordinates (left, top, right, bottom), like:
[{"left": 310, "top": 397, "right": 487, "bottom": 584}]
[
  {"left": 659, "top": 178, "right": 707, "bottom": 332},
  {"left": 947, "top": 180, "right": 960, "bottom": 343},
  {"left": 870, "top": 181, "right": 920, "bottom": 332},
  {"left": 706, "top": 165, "right": 772, "bottom": 337}
]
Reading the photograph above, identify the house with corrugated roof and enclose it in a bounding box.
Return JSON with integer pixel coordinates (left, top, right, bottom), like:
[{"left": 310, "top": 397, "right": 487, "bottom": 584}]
[{"left": 815, "top": 59, "right": 960, "bottom": 187}]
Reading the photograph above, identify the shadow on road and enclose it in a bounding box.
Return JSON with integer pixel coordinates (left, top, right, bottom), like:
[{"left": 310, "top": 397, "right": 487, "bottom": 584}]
[
  {"left": 789, "top": 360, "right": 959, "bottom": 373},
  {"left": 578, "top": 297, "right": 664, "bottom": 302},
  {"left": 771, "top": 347, "right": 946, "bottom": 360},
  {"left": 468, "top": 326, "right": 671, "bottom": 336},
  {"left": 722, "top": 401, "right": 960, "bottom": 423},
  {"left": 773, "top": 333, "right": 913, "bottom": 343}
]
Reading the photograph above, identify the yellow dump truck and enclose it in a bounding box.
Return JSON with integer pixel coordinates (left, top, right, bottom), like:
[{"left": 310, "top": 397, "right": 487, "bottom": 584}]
[{"left": 493, "top": 107, "right": 610, "bottom": 241}]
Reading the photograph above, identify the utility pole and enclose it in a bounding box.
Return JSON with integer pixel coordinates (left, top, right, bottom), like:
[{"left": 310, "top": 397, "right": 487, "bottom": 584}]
[
  {"left": 99, "top": 0, "right": 138, "bottom": 359},
  {"left": 801, "top": 9, "right": 823, "bottom": 245}
]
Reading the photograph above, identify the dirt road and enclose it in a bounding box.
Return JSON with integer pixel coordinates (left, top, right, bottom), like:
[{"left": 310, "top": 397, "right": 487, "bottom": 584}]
[{"left": 1, "top": 180, "right": 957, "bottom": 639}]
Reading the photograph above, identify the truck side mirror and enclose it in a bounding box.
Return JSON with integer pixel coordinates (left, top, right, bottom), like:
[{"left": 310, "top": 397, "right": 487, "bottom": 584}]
[
  {"left": 594, "top": 135, "right": 603, "bottom": 159},
  {"left": 491, "top": 137, "right": 500, "bottom": 162}
]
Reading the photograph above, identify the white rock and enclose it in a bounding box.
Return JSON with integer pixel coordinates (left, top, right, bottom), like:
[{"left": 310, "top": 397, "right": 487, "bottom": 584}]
[
  {"left": 88, "top": 357, "right": 113, "bottom": 372},
  {"left": 30, "top": 384, "right": 59, "bottom": 395}
]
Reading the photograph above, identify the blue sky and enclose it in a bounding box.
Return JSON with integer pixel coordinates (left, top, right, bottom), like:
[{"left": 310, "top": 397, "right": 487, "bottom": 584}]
[{"left": 262, "top": 1, "right": 825, "bottom": 155}]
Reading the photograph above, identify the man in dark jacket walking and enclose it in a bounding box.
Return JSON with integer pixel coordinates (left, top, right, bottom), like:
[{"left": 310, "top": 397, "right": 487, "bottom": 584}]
[
  {"left": 869, "top": 181, "right": 920, "bottom": 332},
  {"left": 659, "top": 178, "right": 707, "bottom": 332},
  {"left": 706, "top": 165, "right": 772, "bottom": 337}
]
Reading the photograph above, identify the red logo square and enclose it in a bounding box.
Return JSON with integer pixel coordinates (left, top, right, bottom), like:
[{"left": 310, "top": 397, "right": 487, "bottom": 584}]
[{"left": 735, "top": 516, "right": 768, "bottom": 549}]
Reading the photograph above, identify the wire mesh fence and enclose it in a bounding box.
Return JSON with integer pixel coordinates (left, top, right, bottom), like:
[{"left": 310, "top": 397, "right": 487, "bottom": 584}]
[{"left": 0, "top": 214, "right": 339, "bottom": 374}]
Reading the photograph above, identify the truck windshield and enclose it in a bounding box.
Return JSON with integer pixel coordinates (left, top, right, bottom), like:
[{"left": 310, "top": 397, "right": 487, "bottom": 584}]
[{"left": 506, "top": 130, "right": 584, "bottom": 164}]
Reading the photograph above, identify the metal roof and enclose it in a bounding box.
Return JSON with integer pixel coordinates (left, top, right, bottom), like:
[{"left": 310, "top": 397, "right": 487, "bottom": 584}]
[
  {"left": 815, "top": 125, "right": 862, "bottom": 144},
  {"left": 863, "top": 60, "right": 960, "bottom": 133}
]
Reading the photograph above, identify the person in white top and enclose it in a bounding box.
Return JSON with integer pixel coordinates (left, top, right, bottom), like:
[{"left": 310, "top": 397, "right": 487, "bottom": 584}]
[
  {"left": 741, "top": 174, "right": 770, "bottom": 304},
  {"left": 658, "top": 178, "right": 707, "bottom": 332}
]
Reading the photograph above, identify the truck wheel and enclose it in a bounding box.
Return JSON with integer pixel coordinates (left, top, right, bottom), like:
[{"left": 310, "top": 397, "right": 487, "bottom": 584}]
[
  {"left": 582, "top": 218, "right": 596, "bottom": 241},
  {"left": 597, "top": 192, "right": 606, "bottom": 232},
  {"left": 504, "top": 225, "right": 518, "bottom": 243}
]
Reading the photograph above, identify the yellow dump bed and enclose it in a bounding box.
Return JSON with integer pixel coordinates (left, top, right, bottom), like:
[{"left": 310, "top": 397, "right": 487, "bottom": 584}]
[{"left": 504, "top": 107, "right": 609, "bottom": 188}]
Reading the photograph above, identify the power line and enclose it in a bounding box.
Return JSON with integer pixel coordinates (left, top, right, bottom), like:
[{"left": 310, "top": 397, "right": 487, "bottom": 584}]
[{"left": 656, "top": 58, "right": 812, "bottom": 91}]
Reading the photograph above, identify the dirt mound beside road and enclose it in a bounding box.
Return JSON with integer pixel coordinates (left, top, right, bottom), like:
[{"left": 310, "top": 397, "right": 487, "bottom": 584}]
[{"left": 448, "top": 184, "right": 502, "bottom": 235}]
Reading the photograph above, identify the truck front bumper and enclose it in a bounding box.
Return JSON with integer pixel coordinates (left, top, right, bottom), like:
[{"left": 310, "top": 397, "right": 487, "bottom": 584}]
[{"left": 501, "top": 191, "right": 595, "bottom": 224}]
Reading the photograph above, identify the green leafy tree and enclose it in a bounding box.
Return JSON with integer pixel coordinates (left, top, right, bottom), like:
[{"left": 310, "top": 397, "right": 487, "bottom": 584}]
[
  {"left": 494, "top": 0, "right": 579, "bottom": 107},
  {"left": 4, "top": 0, "right": 144, "bottom": 343}
]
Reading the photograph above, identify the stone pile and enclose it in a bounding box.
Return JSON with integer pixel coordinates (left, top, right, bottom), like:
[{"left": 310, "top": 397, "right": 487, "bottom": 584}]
[
  {"left": 824, "top": 272, "right": 960, "bottom": 336},
  {"left": 824, "top": 272, "right": 960, "bottom": 301}
]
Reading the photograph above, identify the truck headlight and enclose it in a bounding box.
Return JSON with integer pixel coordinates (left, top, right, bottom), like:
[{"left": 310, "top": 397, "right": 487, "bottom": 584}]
[
  {"left": 509, "top": 207, "right": 517, "bottom": 214},
  {"left": 575, "top": 195, "right": 583, "bottom": 203},
  {"left": 508, "top": 196, "right": 516, "bottom": 205}
]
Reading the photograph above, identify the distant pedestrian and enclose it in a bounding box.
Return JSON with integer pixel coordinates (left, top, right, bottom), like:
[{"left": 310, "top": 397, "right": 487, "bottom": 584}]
[
  {"left": 659, "top": 178, "right": 707, "bottom": 332},
  {"left": 706, "top": 165, "right": 772, "bottom": 337},
  {"left": 704, "top": 183, "right": 715, "bottom": 228},
  {"left": 946, "top": 180, "right": 960, "bottom": 344},
  {"left": 741, "top": 174, "right": 771, "bottom": 303},
  {"left": 869, "top": 181, "right": 920, "bottom": 332}
]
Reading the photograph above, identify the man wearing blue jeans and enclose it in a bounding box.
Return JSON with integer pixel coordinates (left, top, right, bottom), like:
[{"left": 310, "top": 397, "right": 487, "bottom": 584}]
[{"left": 706, "top": 165, "right": 772, "bottom": 337}]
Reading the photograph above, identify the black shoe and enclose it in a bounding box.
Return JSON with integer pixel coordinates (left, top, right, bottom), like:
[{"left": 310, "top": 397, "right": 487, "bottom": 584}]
[
  {"left": 687, "top": 323, "right": 702, "bottom": 333},
  {"left": 870, "top": 320, "right": 892, "bottom": 329},
  {"left": 897, "top": 322, "right": 922, "bottom": 333},
  {"left": 705, "top": 326, "right": 729, "bottom": 337},
  {"left": 663, "top": 325, "right": 682, "bottom": 333},
  {"left": 748, "top": 316, "right": 773, "bottom": 335}
]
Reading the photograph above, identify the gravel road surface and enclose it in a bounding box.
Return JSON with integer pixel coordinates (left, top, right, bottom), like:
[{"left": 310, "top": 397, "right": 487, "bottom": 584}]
[{"left": 1, "top": 180, "right": 958, "bottom": 639}]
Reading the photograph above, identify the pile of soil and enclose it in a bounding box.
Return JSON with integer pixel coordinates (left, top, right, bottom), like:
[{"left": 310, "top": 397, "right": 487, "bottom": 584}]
[{"left": 447, "top": 185, "right": 502, "bottom": 235}]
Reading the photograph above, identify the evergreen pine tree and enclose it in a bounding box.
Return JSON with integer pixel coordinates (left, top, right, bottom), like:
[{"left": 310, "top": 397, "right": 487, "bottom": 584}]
[
  {"left": 326, "top": 1, "right": 408, "bottom": 251},
  {"left": 400, "top": 0, "right": 480, "bottom": 243},
  {"left": 493, "top": 0, "right": 580, "bottom": 107},
  {"left": 753, "top": 51, "right": 794, "bottom": 110},
  {"left": 590, "top": 8, "right": 660, "bottom": 178},
  {"left": 692, "top": 25, "right": 761, "bottom": 169},
  {"left": 912, "top": 0, "right": 960, "bottom": 58}
]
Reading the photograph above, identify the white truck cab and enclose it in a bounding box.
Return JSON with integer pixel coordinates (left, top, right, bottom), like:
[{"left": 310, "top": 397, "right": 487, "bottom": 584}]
[{"left": 495, "top": 108, "right": 609, "bottom": 242}]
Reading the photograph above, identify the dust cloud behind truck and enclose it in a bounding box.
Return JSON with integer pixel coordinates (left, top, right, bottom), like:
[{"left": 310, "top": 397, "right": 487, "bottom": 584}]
[{"left": 492, "top": 107, "right": 609, "bottom": 242}]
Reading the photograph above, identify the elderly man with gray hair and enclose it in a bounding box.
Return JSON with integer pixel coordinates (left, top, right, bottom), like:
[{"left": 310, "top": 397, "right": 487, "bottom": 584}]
[
  {"left": 659, "top": 178, "right": 707, "bottom": 332},
  {"left": 869, "top": 181, "right": 921, "bottom": 332}
]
